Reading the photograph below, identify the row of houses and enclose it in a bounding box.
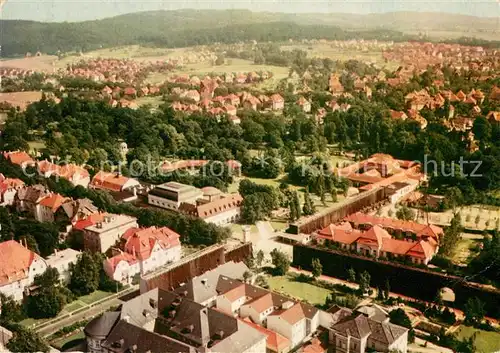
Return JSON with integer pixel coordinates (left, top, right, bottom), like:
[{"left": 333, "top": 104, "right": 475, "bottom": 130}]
[{"left": 84, "top": 263, "right": 409, "bottom": 353}]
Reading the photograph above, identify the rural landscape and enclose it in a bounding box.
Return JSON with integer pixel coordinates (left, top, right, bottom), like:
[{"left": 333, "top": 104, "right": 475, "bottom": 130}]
[{"left": 0, "top": 3, "right": 500, "bottom": 353}]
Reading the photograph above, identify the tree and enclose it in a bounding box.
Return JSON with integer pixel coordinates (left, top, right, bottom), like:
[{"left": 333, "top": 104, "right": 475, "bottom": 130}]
[
  {"left": 389, "top": 308, "right": 415, "bottom": 343},
  {"left": 302, "top": 187, "right": 316, "bottom": 216},
  {"left": 439, "top": 212, "right": 463, "bottom": 257},
  {"left": 69, "top": 251, "right": 100, "bottom": 296},
  {"left": 215, "top": 55, "right": 225, "bottom": 65},
  {"left": 358, "top": 270, "right": 371, "bottom": 295},
  {"left": 27, "top": 286, "right": 67, "bottom": 319},
  {"left": 445, "top": 187, "right": 463, "bottom": 212},
  {"left": 384, "top": 279, "right": 391, "bottom": 300},
  {"left": 255, "top": 275, "right": 269, "bottom": 289},
  {"left": 243, "top": 270, "right": 253, "bottom": 283},
  {"left": 396, "top": 206, "right": 415, "bottom": 221},
  {"left": 270, "top": 248, "right": 290, "bottom": 275},
  {"left": 6, "top": 326, "right": 49, "bottom": 353},
  {"left": 474, "top": 214, "right": 481, "bottom": 228},
  {"left": 464, "top": 297, "right": 485, "bottom": 326},
  {"left": 0, "top": 294, "right": 25, "bottom": 324},
  {"left": 256, "top": 250, "right": 265, "bottom": 267},
  {"left": 311, "top": 258, "right": 322, "bottom": 279},
  {"left": 347, "top": 268, "right": 356, "bottom": 283}
]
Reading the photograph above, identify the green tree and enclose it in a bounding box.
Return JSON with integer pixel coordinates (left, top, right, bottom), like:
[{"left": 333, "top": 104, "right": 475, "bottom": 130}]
[
  {"left": 270, "top": 248, "right": 290, "bottom": 275},
  {"left": 256, "top": 250, "right": 265, "bottom": 268},
  {"left": 439, "top": 212, "right": 462, "bottom": 257},
  {"left": 243, "top": 270, "right": 253, "bottom": 283},
  {"left": 389, "top": 308, "right": 415, "bottom": 343},
  {"left": 358, "top": 270, "right": 371, "bottom": 295},
  {"left": 347, "top": 268, "right": 356, "bottom": 283},
  {"left": 396, "top": 206, "right": 415, "bottom": 221},
  {"left": 27, "top": 286, "right": 67, "bottom": 319},
  {"left": 69, "top": 251, "right": 100, "bottom": 296},
  {"left": 0, "top": 294, "right": 25, "bottom": 324},
  {"left": 6, "top": 326, "right": 49, "bottom": 353},
  {"left": 311, "top": 258, "right": 322, "bottom": 279},
  {"left": 302, "top": 187, "right": 316, "bottom": 216},
  {"left": 384, "top": 279, "right": 391, "bottom": 300},
  {"left": 464, "top": 297, "right": 485, "bottom": 326}
]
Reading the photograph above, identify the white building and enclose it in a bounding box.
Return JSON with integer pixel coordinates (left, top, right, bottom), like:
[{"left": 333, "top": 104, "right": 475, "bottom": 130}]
[
  {"left": 148, "top": 182, "right": 204, "bottom": 211},
  {"left": 77, "top": 213, "right": 138, "bottom": 253},
  {"left": 0, "top": 240, "right": 48, "bottom": 301},
  {"left": 103, "top": 226, "right": 182, "bottom": 283},
  {"left": 0, "top": 174, "right": 24, "bottom": 206},
  {"left": 45, "top": 248, "right": 81, "bottom": 283},
  {"left": 36, "top": 193, "right": 69, "bottom": 223}
]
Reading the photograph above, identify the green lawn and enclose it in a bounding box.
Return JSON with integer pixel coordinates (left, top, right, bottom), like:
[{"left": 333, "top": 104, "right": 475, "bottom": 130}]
[
  {"left": 455, "top": 326, "right": 500, "bottom": 353},
  {"left": 135, "top": 95, "right": 164, "bottom": 108},
  {"left": 267, "top": 275, "right": 330, "bottom": 305},
  {"left": 79, "top": 290, "right": 113, "bottom": 305},
  {"left": 51, "top": 331, "right": 85, "bottom": 350},
  {"left": 63, "top": 301, "right": 86, "bottom": 313}
]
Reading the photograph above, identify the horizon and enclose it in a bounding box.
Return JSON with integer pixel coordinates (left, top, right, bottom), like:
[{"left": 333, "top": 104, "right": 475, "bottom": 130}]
[{"left": 2, "top": 0, "right": 499, "bottom": 22}]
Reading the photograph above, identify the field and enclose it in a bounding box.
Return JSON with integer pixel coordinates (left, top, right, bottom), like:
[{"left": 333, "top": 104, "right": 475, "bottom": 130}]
[
  {"left": 280, "top": 43, "right": 400, "bottom": 69},
  {"left": 135, "top": 95, "right": 164, "bottom": 108},
  {"left": 455, "top": 325, "right": 500, "bottom": 353},
  {"left": 267, "top": 275, "right": 331, "bottom": 305},
  {"left": 0, "top": 91, "right": 43, "bottom": 111}
]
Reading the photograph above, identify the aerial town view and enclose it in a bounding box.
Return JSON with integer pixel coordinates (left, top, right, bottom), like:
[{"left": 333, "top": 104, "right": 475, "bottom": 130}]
[{"left": 0, "top": 0, "right": 500, "bottom": 352}]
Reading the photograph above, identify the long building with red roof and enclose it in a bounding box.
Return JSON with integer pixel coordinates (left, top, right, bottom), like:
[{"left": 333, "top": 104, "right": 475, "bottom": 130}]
[{"left": 103, "top": 226, "right": 182, "bottom": 283}]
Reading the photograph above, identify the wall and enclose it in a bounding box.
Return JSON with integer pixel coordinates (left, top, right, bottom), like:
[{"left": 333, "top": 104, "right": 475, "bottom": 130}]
[
  {"left": 293, "top": 244, "right": 500, "bottom": 318},
  {"left": 288, "top": 187, "right": 387, "bottom": 234}
]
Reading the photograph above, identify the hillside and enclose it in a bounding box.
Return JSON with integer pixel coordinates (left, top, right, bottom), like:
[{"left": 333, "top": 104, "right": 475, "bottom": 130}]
[{"left": 2, "top": 9, "right": 499, "bottom": 57}]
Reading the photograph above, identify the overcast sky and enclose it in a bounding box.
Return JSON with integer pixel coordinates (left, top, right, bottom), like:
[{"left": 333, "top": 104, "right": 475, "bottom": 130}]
[{"left": 2, "top": 0, "right": 499, "bottom": 22}]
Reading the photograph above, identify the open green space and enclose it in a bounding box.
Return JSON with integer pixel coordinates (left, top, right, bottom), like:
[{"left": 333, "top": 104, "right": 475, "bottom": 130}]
[
  {"left": 135, "top": 95, "right": 164, "bottom": 108},
  {"left": 267, "top": 275, "right": 330, "bottom": 306},
  {"left": 79, "top": 290, "right": 114, "bottom": 305},
  {"left": 455, "top": 325, "right": 500, "bottom": 353},
  {"left": 51, "top": 331, "right": 85, "bottom": 350}
]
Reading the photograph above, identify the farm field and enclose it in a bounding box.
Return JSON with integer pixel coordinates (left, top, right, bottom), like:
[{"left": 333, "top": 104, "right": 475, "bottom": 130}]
[
  {"left": 455, "top": 325, "right": 500, "bottom": 353},
  {"left": 135, "top": 95, "right": 164, "bottom": 108},
  {"left": 280, "top": 43, "right": 400, "bottom": 69}
]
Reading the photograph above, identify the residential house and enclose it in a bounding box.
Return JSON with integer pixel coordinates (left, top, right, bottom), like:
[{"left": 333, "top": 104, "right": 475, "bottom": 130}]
[
  {"left": 77, "top": 213, "right": 139, "bottom": 253},
  {"left": 15, "top": 184, "right": 49, "bottom": 218},
  {"left": 46, "top": 248, "right": 81, "bottom": 283},
  {"left": 389, "top": 110, "right": 408, "bottom": 121},
  {"left": 56, "top": 198, "right": 99, "bottom": 233},
  {"left": 297, "top": 96, "right": 311, "bottom": 113},
  {"left": 37, "top": 192, "right": 69, "bottom": 222},
  {"left": 270, "top": 94, "right": 284, "bottom": 110},
  {"left": 329, "top": 74, "right": 344, "bottom": 94},
  {"left": 0, "top": 174, "right": 24, "bottom": 206},
  {"left": 243, "top": 96, "right": 260, "bottom": 111},
  {"left": 242, "top": 318, "right": 291, "bottom": 353},
  {"left": 0, "top": 240, "right": 48, "bottom": 301},
  {"left": 124, "top": 87, "right": 137, "bottom": 97},
  {"left": 37, "top": 160, "right": 90, "bottom": 188},
  {"left": 328, "top": 308, "right": 408, "bottom": 353},
  {"left": 90, "top": 171, "right": 140, "bottom": 195},
  {"left": 104, "top": 226, "right": 182, "bottom": 283},
  {"left": 486, "top": 111, "right": 500, "bottom": 123},
  {"left": 148, "top": 182, "right": 204, "bottom": 211},
  {"left": 2, "top": 151, "right": 35, "bottom": 167}
]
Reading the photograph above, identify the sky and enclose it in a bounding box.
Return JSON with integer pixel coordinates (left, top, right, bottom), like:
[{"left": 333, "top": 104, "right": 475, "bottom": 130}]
[{"left": 2, "top": 0, "right": 499, "bottom": 22}]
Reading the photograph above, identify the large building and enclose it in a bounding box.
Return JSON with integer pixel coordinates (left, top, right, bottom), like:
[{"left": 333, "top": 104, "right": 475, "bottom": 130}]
[
  {"left": 45, "top": 248, "right": 81, "bottom": 283},
  {"left": 76, "top": 213, "right": 138, "bottom": 253},
  {"left": 0, "top": 174, "right": 24, "bottom": 206},
  {"left": 148, "top": 182, "right": 204, "bottom": 211},
  {"left": 0, "top": 240, "right": 48, "bottom": 301},
  {"left": 84, "top": 288, "right": 267, "bottom": 353},
  {"left": 179, "top": 188, "right": 243, "bottom": 225},
  {"left": 103, "top": 226, "right": 182, "bottom": 283}
]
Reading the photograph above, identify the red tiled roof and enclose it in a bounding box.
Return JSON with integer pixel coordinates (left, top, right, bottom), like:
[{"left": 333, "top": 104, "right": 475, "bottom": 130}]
[
  {"left": 269, "top": 303, "right": 305, "bottom": 325},
  {"left": 39, "top": 193, "right": 68, "bottom": 212},
  {"left": 121, "top": 226, "right": 180, "bottom": 261},
  {"left": 105, "top": 252, "right": 138, "bottom": 272},
  {"left": 0, "top": 240, "right": 37, "bottom": 285},
  {"left": 73, "top": 212, "right": 108, "bottom": 230},
  {"left": 90, "top": 171, "right": 137, "bottom": 192},
  {"left": 381, "top": 238, "right": 415, "bottom": 255},
  {"left": 3, "top": 151, "right": 34, "bottom": 166},
  {"left": 223, "top": 283, "right": 246, "bottom": 303}
]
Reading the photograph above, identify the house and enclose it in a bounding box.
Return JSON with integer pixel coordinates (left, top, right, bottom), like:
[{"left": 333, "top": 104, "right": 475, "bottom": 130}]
[
  {"left": 37, "top": 192, "right": 69, "bottom": 222},
  {"left": 104, "top": 226, "right": 182, "bottom": 283},
  {"left": 76, "top": 213, "right": 139, "bottom": 253},
  {"left": 270, "top": 94, "right": 284, "bottom": 110},
  {"left": 184, "top": 90, "right": 201, "bottom": 103},
  {"left": 329, "top": 74, "right": 344, "bottom": 94},
  {"left": 242, "top": 318, "right": 291, "bottom": 353},
  {"left": 389, "top": 110, "right": 408, "bottom": 121},
  {"left": 329, "top": 310, "right": 408, "bottom": 353},
  {"left": 56, "top": 198, "right": 99, "bottom": 233},
  {"left": 15, "top": 184, "right": 49, "bottom": 218},
  {"left": 101, "top": 86, "right": 113, "bottom": 96},
  {"left": 178, "top": 193, "right": 243, "bottom": 225},
  {"left": 0, "top": 240, "right": 48, "bottom": 301},
  {"left": 224, "top": 104, "right": 237, "bottom": 116},
  {"left": 2, "top": 151, "right": 35, "bottom": 167},
  {"left": 243, "top": 96, "right": 260, "bottom": 111},
  {"left": 90, "top": 171, "right": 140, "bottom": 194},
  {"left": 46, "top": 248, "right": 81, "bottom": 283},
  {"left": 297, "top": 96, "right": 311, "bottom": 113},
  {"left": 123, "top": 87, "right": 137, "bottom": 97},
  {"left": 148, "top": 182, "right": 204, "bottom": 211},
  {"left": 486, "top": 111, "right": 500, "bottom": 123},
  {"left": 0, "top": 326, "right": 12, "bottom": 351},
  {"left": 37, "top": 160, "right": 90, "bottom": 188},
  {"left": 0, "top": 174, "right": 24, "bottom": 206},
  {"left": 236, "top": 73, "right": 248, "bottom": 84}
]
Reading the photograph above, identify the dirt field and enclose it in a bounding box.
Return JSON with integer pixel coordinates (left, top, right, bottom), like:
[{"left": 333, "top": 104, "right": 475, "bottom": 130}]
[
  {"left": 0, "top": 91, "right": 43, "bottom": 110},
  {"left": 1, "top": 55, "right": 58, "bottom": 72}
]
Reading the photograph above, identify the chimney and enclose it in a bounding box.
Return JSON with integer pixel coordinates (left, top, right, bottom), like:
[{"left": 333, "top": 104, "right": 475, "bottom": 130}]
[{"left": 149, "top": 298, "right": 157, "bottom": 309}]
